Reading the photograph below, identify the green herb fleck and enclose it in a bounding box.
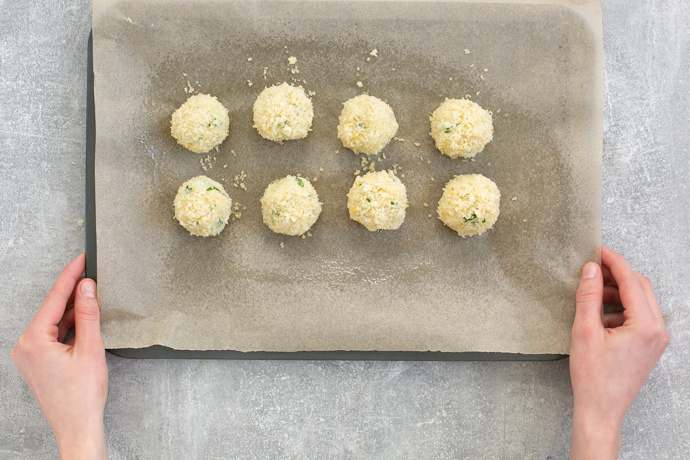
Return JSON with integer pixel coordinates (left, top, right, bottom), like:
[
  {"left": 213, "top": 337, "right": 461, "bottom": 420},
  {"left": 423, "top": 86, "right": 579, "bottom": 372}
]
[
  {"left": 366, "top": 198, "right": 371, "bottom": 202},
  {"left": 185, "top": 185, "right": 193, "bottom": 193},
  {"left": 391, "top": 201, "right": 395, "bottom": 205},
  {"left": 463, "top": 213, "right": 478, "bottom": 223},
  {"left": 296, "top": 177, "right": 304, "bottom": 187},
  {"left": 358, "top": 122, "right": 367, "bottom": 129},
  {"left": 207, "top": 186, "right": 220, "bottom": 192},
  {"left": 444, "top": 127, "right": 452, "bottom": 134},
  {"left": 482, "top": 218, "right": 486, "bottom": 223},
  {"left": 376, "top": 229, "right": 382, "bottom": 233}
]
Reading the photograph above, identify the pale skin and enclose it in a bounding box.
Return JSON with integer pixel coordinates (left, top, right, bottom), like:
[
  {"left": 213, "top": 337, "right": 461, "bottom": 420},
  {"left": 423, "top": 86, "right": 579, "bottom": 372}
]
[
  {"left": 12, "top": 248, "right": 668, "bottom": 459},
  {"left": 569, "top": 246, "right": 669, "bottom": 459},
  {"left": 12, "top": 253, "right": 108, "bottom": 460}
]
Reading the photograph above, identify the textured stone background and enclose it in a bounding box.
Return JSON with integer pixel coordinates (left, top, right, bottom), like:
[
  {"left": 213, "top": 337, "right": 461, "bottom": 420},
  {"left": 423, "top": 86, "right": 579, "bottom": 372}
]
[{"left": 1, "top": 1, "right": 688, "bottom": 458}]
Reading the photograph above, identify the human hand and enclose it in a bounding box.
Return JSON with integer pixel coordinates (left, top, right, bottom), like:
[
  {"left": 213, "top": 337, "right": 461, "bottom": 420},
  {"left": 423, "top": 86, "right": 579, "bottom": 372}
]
[
  {"left": 12, "top": 253, "right": 109, "bottom": 460},
  {"left": 568, "top": 246, "right": 669, "bottom": 460}
]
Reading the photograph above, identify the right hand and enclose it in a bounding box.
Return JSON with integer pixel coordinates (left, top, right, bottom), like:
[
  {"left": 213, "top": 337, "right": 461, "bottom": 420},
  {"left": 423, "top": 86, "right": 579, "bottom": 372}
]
[{"left": 568, "top": 246, "right": 669, "bottom": 459}]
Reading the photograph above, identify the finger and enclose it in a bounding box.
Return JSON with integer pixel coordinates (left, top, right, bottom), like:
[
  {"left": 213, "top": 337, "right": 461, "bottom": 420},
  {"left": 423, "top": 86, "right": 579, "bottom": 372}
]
[
  {"left": 636, "top": 273, "right": 664, "bottom": 324},
  {"left": 573, "top": 262, "right": 604, "bottom": 333},
  {"left": 31, "top": 253, "right": 86, "bottom": 333},
  {"left": 604, "top": 312, "right": 625, "bottom": 328},
  {"left": 65, "top": 276, "right": 85, "bottom": 309},
  {"left": 603, "top": 285, "right": 621, "bottom": 305},
  {"left": 73, "top": 278, "right": 103, "bottom": 348},
  {"left": 57, "top": 306, "right": 75, "bottom": 343},
  {"left": 600, "top": 246, "right": 652, "bottom": 318},
  {"left": 64, "top": 337, "right": 75, "bottom": 347},
  {"left": 601, "top": 265, "right": 618, "bottom": 287}
]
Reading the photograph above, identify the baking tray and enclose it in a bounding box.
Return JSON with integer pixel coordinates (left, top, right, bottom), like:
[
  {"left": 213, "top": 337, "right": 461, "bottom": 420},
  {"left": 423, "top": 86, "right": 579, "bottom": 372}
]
[
  {"left": 89, "top": 0, "right": 601, "bottom": 359},
  {"left": 85, "top": 41, "right": 564, "bottom": 362}
]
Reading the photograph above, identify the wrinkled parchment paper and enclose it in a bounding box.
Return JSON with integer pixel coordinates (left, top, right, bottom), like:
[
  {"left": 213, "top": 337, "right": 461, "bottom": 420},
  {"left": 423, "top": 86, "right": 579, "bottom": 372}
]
[{"left": 93, "top": 0, "right": 602, "bottom": 354}]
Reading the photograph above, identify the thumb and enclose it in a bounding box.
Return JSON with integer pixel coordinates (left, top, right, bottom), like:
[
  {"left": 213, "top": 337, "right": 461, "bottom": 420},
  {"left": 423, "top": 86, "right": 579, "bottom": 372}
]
[
  {"left": 73, "top": 278, "right": 103, "bottom": 346},
  {"left": 574, "top": 262, "right": 604, "bottom": 331}
]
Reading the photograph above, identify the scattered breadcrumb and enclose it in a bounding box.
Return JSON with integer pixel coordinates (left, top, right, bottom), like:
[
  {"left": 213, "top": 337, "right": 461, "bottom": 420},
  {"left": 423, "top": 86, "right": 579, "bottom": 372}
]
[
  {"left": 464, "top": 49, "right": 470, "bottom": 54},
  {"left": 288, "top": 56, "right": 297, "bottom": 65},
  {"left": 126, "top": 17, "right": 132, "bottom": 23},
  {"left": 370, "top": 49, "right": 378, "bottom": 57},
  {"left": 280, "top": 242, "right": 284, "bottom": 248},
  {"left": 423, "top": 203, "right": 428, "bottom": 207},
  {"left": 77, "top": 219, "right": 85, "bottom": 229},
  {"left": 247, "top": 80, "right": 253, "bottom": 87},
  {"left": 512, "top": 197, "right": 518, "bottom": 201},
  {"left": 200, "top": 155, "right": 214, "bottom": 171},
  {"left": 233, "top": 171, "right": 248, "bottom": 191},
  {"left": 394, "top": 137, "right": 405, "bottom": 142},
  {"left": 354, "top": 170, "right": 361, "bottom": 175},
  {"left": 248, "top": 57, "right": 253, "bottom": 62},
  {"left": 414, "top": 142, "right": 421, "bottom": 147},
  {"left": 307, "top": 90, "right": 316, "bottom": 96},
  {"left": 427, "top": 160, "right": 431, "bottom": 164},
  {"left": 23, "top": 253, "right": 28, "bottom": 257},
  {"left": 319, "top": 167, "right": 323, "bottom": 171},
  {"left": 356, "top": 81, "right": 363, "bottom": 87},
  {"left": 449, "top": 77, "right": 453, "bottom": 81},
  {"left": 523, "top": 219, "right": 528, "bottom": 222}
]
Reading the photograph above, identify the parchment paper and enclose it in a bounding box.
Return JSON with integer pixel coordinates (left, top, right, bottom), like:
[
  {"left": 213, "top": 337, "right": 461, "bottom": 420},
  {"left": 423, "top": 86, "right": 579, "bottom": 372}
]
[{"left": 93, "top": 0, "right": 602, "bottom": 354}]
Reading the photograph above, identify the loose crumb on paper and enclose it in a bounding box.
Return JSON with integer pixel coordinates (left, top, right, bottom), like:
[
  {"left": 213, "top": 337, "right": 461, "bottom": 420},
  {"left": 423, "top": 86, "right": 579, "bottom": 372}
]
[
  {"left": 464, "top": 49, "right": 471, "bottom": 54},
  {"left": 370, "top": 49, "right": 378, "bottom": 57}
]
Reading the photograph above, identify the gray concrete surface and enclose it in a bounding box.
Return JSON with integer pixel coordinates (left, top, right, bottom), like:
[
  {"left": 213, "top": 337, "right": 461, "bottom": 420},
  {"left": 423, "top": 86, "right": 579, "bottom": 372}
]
[{"left": 1, "top": 0, "right": 688, "bottom": 458}]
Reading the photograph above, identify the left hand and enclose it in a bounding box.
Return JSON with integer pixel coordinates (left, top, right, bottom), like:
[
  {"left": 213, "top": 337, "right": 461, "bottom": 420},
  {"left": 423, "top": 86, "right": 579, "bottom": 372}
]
[{"left": 12, "top": 253, "right": 109, "bottom": 460}]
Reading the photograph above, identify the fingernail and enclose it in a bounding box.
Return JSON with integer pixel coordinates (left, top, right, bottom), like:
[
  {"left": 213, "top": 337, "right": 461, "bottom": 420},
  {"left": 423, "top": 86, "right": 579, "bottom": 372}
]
[
  {"left": 582, "top": 263, "right": 598, "bottom": 279},
  {"left": 81, "top": 279, "right": 96, "bottom": 298}
]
